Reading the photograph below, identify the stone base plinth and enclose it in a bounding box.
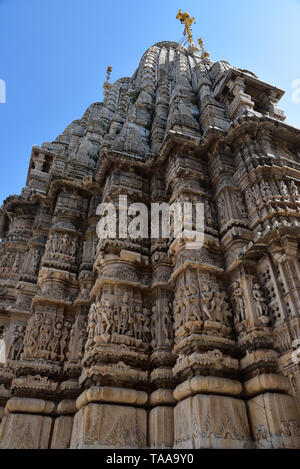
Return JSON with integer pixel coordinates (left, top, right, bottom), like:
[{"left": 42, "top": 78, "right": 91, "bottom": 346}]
[
  {"left": 0, "top": 413, "right": 53, "bottom": 449},
  {"left": 70, "top": 403, "right": 147, "bottom": 449},
  {"left": 174, "top": 394, "right": 252, "bottom": 449},
  {"left": 51, "top": 416, "right": 74, "bottom": 449},
  {"left": 149, "top": 406, "right": 174, "bottom": 448},
  {"left": 247, "top": 392, "right": 300, "bottom": 449}
]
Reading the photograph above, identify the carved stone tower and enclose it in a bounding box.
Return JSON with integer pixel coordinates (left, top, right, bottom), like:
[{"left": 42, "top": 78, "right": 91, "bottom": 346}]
[{"left": 0, "top": 37, "right": 300, "bottom": 449}]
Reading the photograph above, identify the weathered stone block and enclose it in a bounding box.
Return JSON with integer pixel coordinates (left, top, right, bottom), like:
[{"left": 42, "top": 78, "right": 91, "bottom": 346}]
[
  {"left": 0, "top": 413, "right": 52, "bottom": 449},
  {"left": 247, "top": 392, "right": 300, "bottom": 449},
  {"left": 149, "top": 406, "right": 174, "bottom": 448},
  {"left": 174, "top": 394, "right": 252, "bottom": 449},
  {"left": 70, "top": 403, "right": 147, "bottom": 449},
  {"left": 51, "top": 416, "right": 74, "bottom": 449}
]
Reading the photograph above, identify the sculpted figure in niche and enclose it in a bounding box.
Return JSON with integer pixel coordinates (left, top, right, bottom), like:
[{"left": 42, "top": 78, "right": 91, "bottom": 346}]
[
  {"left": 134, "top": 305, "right": 144, "bottom": 340},
  {"left": 101, "top": 300, "right": 114, "bottom": 336},
  {"left": 8, "top": 325, "right": 25, "bottom": 360},
  {"left": 205, "top": 201, "right": 214, "bottom": 228},
  {"left": 187, "top": 282, "right": 202, "bottom": 322},
  {"left": 60, "top": 234, "right": 69, "bottom": 255},
  {"left": 233, "top": 192, "right": 247, "bottom": 218},
  {"left": 173, "top": 289, "right": 185, "bottom": 329},
  {"left": 86, "top": 303, "right": 97, "bottom": 350},
  {"left": 162, "top": 305, "right": 173, "bottom": 345},
  {"left": 201, "top": 284, "right": 214, "bottom": 321},
  {"left": 59, "top": 321, "right": 70, "bottom": 358},
  {"left": 290, "top": 180, "right": 299, "bottom": 198},
  {"left": 38, "top": 318, "right": 53, "bottom": 353},
  {"left": 232, "top": 281, "right": 247, "bottom": 322},
  {"left": 245, "top": 188, "right": 254, "bottom": 210},
  {"left": 78, "top": 325, "right": 87, "bottom": 359},
  {"left": 49, "top": 321, "right": 63, "bottom": 356},
  {"left": 280, "top": 181, "right": 289, "bottom": 197},
  {"left": 12, "top": 253, "right": 21, "bottom": 272},
  {"left": 118, "top": 293, "right": 130, "bottom": 335},
  {"left": 69, "top": 238, "right": 77, "bottom": 257},
  {"left": 52, "top": 233, "right": 60, "bottom": 253},
  {"left": 31, "top": 249, "right": 40, "bottom": 274},
  {"left": 213, "top": 291, "right": 232, "bottom": 325},
  {"left": 252, "top": 185, "right": 262, "bottom": 206},
  {"left": 201, "top": 284, "right": 231, "bottom": 324},
  {"left": 23, "top": 314, "right": 43, "bottom": 358},
  {"left": 260, "top": 181, "right": 272, "bottom": 200},
  {"left": 252, "top": 283, "right": 270, "bottom": 324},
  {"left": 67, "top": 322, "right": 76, "bottom": 359},
  {"left": 151, "top": 304, "right": 159, "bottom": 347},
  {"left": 126, "top": 307, "right": 134, "bottom": 337},
  {"left": 142, "top": 308, "right": 151, "bottom": 343},
  {"left": 217, "top": 195, "right": 226, "bottom": 223}
]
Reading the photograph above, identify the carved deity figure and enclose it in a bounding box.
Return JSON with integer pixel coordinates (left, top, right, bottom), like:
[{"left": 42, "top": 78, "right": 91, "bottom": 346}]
[
  {"left": 201, "top": 284, "right": 231, "bottom": 324},
  {"left": 290, "top": 180, "right": 299, "bottom": 197},
  {"left": 59, "top": 321, "right": 70, "bottom": 359},
  {"left": 232, "top": 281, "right": 247, "bottom": 322},
  {"left": 252, "top": 283, "right": 269, "bottom": 323},
  {"left": 38, "top": 318, "right": 53, "bottom": 355},
  {"left": 260, "top": 181, "right": 272, "bottom": 199},
  {"left": 217, "top": 195, "right": 226, "bottom": 223},
  {"left": 86, "top": 302, "right": 98, "bottom": 348},
  {"left": 78, "top": 325, "right": 87, "bottom": 359},
  {"left": 69, "top": 238, "right": 77, "bottom": 257},
  {"left": 49, "top": 321, "right": 63, "bottom": 356},
  {"left": 101, "top": 300, "right": 114, "bottom": 336},
  {"left": 8, "top": 325, "right": 25, "bottom": 360},
  {"left": 134, "top": 305, "right": 144, "bottom": 340},
  {"left": 52, "top": 233, "right": 60, "bottom": 253},
  {"left": 118, "top": 293, "right": 130, "bottom": 335},
  {"left": 12, "top": 253, "right": 21, "bottom": 272},
  {"left": 31, "top": 249, "right": 40, "bottom": 274},
  {"left": 280, "top": 181, "right": 289, "bottom": 198},
  {"left": 142, "top": 308, "right": 151, "bottom": 343},
  {"left": 186, "top": 282, "right": 202, "bottom": 322},
  {"left": 233, "top": 192, "right": 247, "bottom": 218},
  {"left": 201, "top": 284, "right": 214, "bottom": 321},
  {"left": 60, "top": 234, "right": 69, "bottom": 254},
  {"left": 162, "top": 305, "right": 173, "bottom": 345},
  {"left": 22, "top": 314, "right": 43, "bottom": 358}
]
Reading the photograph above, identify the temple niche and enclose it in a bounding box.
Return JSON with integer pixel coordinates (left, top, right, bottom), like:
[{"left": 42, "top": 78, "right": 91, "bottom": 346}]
[{"left": 0, "top": 20, "right": 300, "bottom": 449}]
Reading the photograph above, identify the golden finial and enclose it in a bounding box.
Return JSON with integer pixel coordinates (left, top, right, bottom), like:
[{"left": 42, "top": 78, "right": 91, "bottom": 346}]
[
  {"left": 103, "top": 66, "right": 112, "bottom": 96},
  {"left": 198, "top": 38, "right": 210, "bottom": 60},
  {"left": 106, "top": 66, "right": 112, "bottom": 82},
  {"left": 176, "top": 9, "right": 195, "bottom": 45}
]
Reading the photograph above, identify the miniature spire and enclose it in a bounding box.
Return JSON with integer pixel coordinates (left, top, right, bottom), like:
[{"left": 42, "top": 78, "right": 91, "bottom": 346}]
[
  {"left": 103, "top": 66, "right": 112, "bottom": 96},
  {"left": 198, "top": 38, "right": 210, "bottom": 60},
  {"left": 176, "top": 9, "right": 195, "bottom": 45}
]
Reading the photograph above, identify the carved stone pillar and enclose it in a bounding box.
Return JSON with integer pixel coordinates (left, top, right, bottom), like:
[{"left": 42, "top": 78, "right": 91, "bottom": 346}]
[{"left": 0, "top": 397, "right": 54, "bottom": 449}]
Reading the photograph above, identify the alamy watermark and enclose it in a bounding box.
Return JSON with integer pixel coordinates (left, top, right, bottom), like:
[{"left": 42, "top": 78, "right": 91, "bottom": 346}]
[
  {"left": 0, "top": 79, "right": 6, "bottom": 103},
  {"left": 96, "top": 196, "right": 204, "bottom": 250},
  {"left": 292, "top": 79, "right": 300, "bottom": 104}
]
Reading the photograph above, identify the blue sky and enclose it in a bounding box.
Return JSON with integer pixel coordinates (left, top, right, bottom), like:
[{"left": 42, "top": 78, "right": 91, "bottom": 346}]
[{"left": 0, "top": 0, "right": 299, "bottom": 205}]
